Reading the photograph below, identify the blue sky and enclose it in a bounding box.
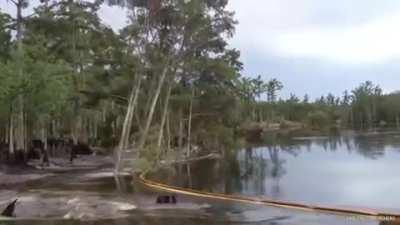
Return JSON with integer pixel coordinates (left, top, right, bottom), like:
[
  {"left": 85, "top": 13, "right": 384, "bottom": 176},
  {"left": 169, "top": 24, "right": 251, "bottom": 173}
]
[{"left": 1, "top": 0, "right": 400, "bottom": 99}]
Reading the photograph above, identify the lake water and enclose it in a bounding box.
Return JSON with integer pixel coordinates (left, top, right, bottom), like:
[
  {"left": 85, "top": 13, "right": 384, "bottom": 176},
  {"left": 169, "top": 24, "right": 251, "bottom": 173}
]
[
  {"left": 220, "top": 132, "right": 400, "bottom": 210},
  {"left": 3, "top": 131, "right": 400, "bottom": 225},
  {"left": 150, "top": 130, "right": 400, "bottom": 224}
]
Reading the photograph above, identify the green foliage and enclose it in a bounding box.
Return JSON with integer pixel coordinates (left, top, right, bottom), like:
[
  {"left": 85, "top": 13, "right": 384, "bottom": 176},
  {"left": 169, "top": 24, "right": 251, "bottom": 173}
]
[
  {"left": 0, "top": 11, "right": 11, "bottom": 61},
  {"left": 350, "top": 81, "right": 382, "bottom": 128},
  {"left": 131, "top": 158, "right": 152, "bottom": 172},
  {"left": 266, "top": 78, "right": 283, "bottom": 102},
  {"left": 307, "top": 110, "right": 331, "bottom": 129},
  {"left": 248, "top": 81, "right": 398, "bottom": 131},
  {"left": 3, "top": 0, "right": 399, "bottom": 169},
  {"left": 0, "top": 45, "right": 73, "bottom": 123}
]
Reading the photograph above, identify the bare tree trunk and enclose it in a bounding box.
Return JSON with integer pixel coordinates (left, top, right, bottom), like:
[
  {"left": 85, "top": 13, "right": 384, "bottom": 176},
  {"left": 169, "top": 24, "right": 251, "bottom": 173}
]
[
  {"left": 5, "top": 122, "right": 9, "bottom": 144},
  {"left": 102, "top": 105, "right": 106, "bottom": 123},
  {"left": 24, "top": 112, "right": 29, "bottom": 158},
  {"left": 186, "top": 164, "right": 192, "bottom": 188},
  {"left": 89, "top": 117, "right": 94, "bottom": 144},
  {"left": 125, "top": 78, "right": 142, "bottom": 148},
  {"left": 72, "top": 115, "right": 80, "bottom": 145},
  {"left": 15, "top": 0, "right": 25, "bottom": 155},
  {"left": 81, "top": 116, "right": 88, "bottom": 144},
  {"left": 178, "top": 109, "right": 183, "bottom": 151},
  {"left": 43, "top": 129, "right": 48, "bottom": 154},
  {"left": 70, "top": 0, "right": 82, "bottom": 146},
  {"left": 15, "top": 105, "right": 25, "bottom": 152},
  {"left": 41, "top": 125, "right": 49, "bottom": 166},
  {"left": 186, "top": 88, "right": 194, "bottom": 157},
  {"left": 157, "top": 81, "right": 172, "bottom": 154},
  {"left": 166, "top": 112, "right": 171, "bottom": 152},
  {"left": 143, "top": 76, "right": 157, "bottom": 117},
  {"left": 137, "top": 65, "right": 169, "bottom": 155},
  {"left": 94, "top": 116, "right": 98, "bottom": 142},
  {"left": 115, "top": 77, "right": 142, "bottom": 172},
  {"left": 9, "top": 114, "right": 14, "bottom": 157}
]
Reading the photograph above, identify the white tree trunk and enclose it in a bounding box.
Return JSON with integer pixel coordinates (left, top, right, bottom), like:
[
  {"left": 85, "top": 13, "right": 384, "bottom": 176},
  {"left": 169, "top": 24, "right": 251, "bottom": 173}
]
[
  {"left": 15, "top": 0, "right": 25, "bottom": 154},
  {"left": 5, "top": 122, "right": 9, "bottom": 144},
  {"left": 157, "top": 81, "right": 172, "bottom": 151},
  {"left": 9, "top": 114, "right": 14, "bottom": 155},
  {"left": 178, "top": 110, "right": 183, "bottom": 151},
  {"left": 72, "top": 115, "right": 81, "bottom": 145},
  {"left": 166, "top": 112, "right": 171, "bottom": 152},
  {"left": 186, "top": 88, "right": 194, "bottom": 157},
  {"left": 137, "top": 65, "right": 169, "bottom": 155},
  {"left": 115, "top": 77, "right": 142, "bottom": 172}
]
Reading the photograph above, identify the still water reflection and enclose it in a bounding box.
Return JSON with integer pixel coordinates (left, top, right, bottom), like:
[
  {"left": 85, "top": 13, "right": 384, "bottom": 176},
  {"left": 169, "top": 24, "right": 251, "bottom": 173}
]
[
  {"left": 157, "top": 131, "right": 400, "bottom": 211},
  {"left": 5, "top": 131, "right": 400, "bottom": 225}
]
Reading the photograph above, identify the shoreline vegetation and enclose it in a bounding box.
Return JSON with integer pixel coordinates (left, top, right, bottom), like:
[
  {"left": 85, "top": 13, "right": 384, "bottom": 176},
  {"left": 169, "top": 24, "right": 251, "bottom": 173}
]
[
  {"left": 0, "top": 0, "right": 399, "bottom": 172},
  {"left": 1, "top": 1, "right": 400, "bottom": 223},
  {"left": 1, "top": 0, "right": 400, "bottom": 218}
]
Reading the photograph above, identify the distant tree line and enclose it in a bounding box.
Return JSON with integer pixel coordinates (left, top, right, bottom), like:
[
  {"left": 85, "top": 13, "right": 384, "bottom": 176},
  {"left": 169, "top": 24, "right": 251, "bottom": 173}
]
[{"left": 249, "top": 80, "right": 400, "bottom": 130}]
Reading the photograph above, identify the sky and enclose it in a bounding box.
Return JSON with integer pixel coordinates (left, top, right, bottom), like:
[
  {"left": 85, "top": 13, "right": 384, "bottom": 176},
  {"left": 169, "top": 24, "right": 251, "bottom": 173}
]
[{"left": 1, "top": 0, "right": 400, "bottom": 99}]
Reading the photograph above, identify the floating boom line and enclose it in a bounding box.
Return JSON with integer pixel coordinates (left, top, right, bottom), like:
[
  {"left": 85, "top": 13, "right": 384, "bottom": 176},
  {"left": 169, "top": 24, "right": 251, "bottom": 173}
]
[{"left": 138, "top": 172, "right": 400, "bottom": 222}]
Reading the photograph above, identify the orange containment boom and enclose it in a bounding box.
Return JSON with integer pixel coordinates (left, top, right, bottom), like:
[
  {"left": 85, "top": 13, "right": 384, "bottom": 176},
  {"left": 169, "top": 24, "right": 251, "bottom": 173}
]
[{"left": 138, "top": 172, "right": 400, "bottom": 222}]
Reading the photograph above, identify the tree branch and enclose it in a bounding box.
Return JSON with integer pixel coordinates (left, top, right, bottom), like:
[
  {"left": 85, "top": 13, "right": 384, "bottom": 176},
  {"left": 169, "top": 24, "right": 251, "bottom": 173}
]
[{"left": 7, "top": 0, "right": 18, "bottom": 6}]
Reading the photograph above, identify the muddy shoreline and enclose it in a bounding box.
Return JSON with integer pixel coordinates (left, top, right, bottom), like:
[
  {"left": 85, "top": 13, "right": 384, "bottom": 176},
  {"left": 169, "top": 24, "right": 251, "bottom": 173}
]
[
  {"left": 0, "top": 155, "right": 114, "bottom": 186},
  {"left": 0, "top": 154, "right": 214, "bottom": 221}
]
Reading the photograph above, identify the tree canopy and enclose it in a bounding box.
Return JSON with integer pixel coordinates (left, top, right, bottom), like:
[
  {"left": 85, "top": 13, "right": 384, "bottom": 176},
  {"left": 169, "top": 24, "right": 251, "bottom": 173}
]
[{"left": 0, "top": 1, "right": 399, "bottom": 168}]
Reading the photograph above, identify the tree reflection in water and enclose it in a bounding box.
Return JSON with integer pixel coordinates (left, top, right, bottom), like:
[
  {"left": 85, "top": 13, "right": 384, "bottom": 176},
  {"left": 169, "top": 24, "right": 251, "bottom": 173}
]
[
  {"left": 157, "top": 130, "right": 400, "bottom": 206},
  {"left": 237, "top": 130, "right": 400, "bottom": 199}
]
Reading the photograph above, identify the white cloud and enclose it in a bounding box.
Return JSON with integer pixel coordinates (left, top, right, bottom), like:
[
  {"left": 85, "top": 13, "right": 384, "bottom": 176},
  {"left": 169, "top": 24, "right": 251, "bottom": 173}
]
[
  {"left": 228, "top": 0, "right": 400, "bottom": 64},
  {"left": 98, "top": 5, "right": 128, "bottom": 32},
  {"left": 273, "top": 13, "right": 400, "bottom": 63}
]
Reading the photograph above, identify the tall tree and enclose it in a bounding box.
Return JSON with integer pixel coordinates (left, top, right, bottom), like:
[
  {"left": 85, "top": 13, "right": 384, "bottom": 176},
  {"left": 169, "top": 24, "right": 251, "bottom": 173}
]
[{"left": 266, "top": 78, "right": 283, "bottom": 103}]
